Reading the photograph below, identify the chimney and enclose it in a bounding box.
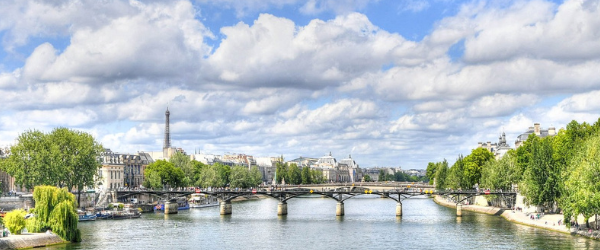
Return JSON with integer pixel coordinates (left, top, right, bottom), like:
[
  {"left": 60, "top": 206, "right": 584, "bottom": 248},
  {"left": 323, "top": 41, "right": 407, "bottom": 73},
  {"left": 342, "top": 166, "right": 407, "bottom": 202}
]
[
  {"left": 487, "top": 141, "right": 491, "bottom": 150},
  {"left": 548, "top": 127, "right": 556, "bottom": 136},
  {"left": 478, "top": 142, "right": 483, "bottom": 148},
  {"left": 534, "top": 123, "right": 541, "bottom": 135}
]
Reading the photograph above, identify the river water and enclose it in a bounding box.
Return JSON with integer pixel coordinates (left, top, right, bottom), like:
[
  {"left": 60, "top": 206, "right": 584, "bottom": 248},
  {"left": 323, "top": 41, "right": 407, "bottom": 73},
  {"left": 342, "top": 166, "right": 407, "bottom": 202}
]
[{"left": 45, "top": 196, "right": 599, "bottom": 249}]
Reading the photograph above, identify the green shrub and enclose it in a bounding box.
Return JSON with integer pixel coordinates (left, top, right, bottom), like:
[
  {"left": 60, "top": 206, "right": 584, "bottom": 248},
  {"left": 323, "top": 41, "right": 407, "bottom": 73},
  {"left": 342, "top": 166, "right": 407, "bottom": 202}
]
[
  {"left": 118, "top": 203, "right": 124, "bottom": 210},
  {"left": 25, "top": 216, "right": 48, "bottom": 233},
  {"left": 4, "top": 209, "right": 26, "bottom": 234}
]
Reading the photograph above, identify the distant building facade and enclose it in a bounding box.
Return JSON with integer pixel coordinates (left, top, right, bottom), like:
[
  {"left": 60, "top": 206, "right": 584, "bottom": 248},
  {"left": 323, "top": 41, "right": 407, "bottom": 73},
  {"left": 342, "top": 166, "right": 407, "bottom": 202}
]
[
  {"left": 98, "top": 149, "right": 153, "bottom": 190},
  {"left": 514, "top": 123, "right": 556, "bottom": 148},
  {"left": 477, "top": 131, "right": 512, "bottom": 159}
]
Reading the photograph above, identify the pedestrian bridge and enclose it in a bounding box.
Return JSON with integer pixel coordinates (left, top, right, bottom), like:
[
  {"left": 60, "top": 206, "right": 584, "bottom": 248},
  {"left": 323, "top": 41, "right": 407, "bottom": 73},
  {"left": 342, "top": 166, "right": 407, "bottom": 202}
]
[{"left": 116, "top": 186, "right": 515, "bottom": 217}]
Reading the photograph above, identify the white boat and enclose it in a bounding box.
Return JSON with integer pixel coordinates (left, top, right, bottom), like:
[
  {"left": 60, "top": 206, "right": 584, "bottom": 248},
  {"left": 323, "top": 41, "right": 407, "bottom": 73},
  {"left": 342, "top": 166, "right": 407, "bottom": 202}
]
[{"left": 189, "top": 193, "right": 218, "bottom": 208}]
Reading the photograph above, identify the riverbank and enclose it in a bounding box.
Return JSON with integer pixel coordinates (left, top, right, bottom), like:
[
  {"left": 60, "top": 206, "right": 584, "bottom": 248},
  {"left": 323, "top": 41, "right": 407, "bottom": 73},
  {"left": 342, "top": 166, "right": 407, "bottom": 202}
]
[
  {"left": 0, "top": 233, "right": 67, "bottom": 249},
  {"left": 433, "top": 195, "right": 600, "bottom": 240}
]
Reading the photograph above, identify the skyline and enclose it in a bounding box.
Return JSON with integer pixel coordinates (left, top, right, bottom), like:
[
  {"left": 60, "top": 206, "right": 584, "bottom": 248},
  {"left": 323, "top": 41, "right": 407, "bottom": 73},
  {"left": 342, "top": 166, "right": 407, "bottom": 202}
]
[{"left": 1, "top": 0, "right": 599, "bottom": 168}]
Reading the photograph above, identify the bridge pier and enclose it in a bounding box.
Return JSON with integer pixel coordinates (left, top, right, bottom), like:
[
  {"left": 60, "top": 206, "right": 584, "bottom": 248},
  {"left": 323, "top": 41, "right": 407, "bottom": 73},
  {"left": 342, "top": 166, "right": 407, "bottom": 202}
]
[
  {"left": 456, "top": 204, "right": 462, "bottom": 217},
  {"left": 164, "top": 201, "right": 178, "bottom": 214},
  {"left": 277, "top": 201, "right": 288, "bottom": 216},
  {"left": 336, "top": 202, "right": 344, "bottom": 216},
  {"left": 220, "top": 201, "right": 232, "bottom": 215},
  {"left": 396, "top": 203, "right": 402, "bottom": 217}
]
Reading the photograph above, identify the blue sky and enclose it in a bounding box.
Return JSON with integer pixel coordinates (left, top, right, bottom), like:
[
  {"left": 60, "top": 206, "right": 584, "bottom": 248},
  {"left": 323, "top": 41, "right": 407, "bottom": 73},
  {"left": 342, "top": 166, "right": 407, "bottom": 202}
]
[{"left": 1, "top": 0, "right": 600, "bottom": 169}]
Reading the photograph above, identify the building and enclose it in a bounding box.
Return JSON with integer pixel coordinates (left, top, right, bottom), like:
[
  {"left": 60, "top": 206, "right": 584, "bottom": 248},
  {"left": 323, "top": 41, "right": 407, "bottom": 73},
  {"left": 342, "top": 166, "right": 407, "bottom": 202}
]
[
  {"left": 123, "top": 152, "right": 153, "bottom": 188},
  {"left": 338, "top": 154, "right": 361, "bottom": 182},
  {"left": 477, "top": 131, "right": 512, "bottom": 159},
  {"left": 314, "top": 152, "right": 362, "bottom": 183},
  {"left": 256, "top": 157, "right": 279, "bottom": 184},
  {"left": 514, "top": 123, "right": 556, "bottom": 148},
  {"left": 317, "top": 152, "right": 337, "bottom": 168},
  {"left": 286, "top": 156, "right": 318, "bottom": 168},
  {"left": 98, "top": 150, "right": 125, "bottom": 190},
  {"left": 98, "top": 149, "right": 154, "bottom": 190}
]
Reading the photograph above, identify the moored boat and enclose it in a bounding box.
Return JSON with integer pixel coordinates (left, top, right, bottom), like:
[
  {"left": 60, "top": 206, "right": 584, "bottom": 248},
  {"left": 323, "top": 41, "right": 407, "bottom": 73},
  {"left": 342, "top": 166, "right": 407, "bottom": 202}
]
[{"left": 78, "top": 211, "right": 97, "bottom": 221}]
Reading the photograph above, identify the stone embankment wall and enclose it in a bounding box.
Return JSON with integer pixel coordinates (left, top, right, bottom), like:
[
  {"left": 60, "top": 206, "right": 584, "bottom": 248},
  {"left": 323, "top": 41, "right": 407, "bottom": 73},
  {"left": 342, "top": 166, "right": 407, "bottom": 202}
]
[
  {"left": 433, "top": 195, "right": 571, "bottom": 234},
  {"left": 433, "top": 195, "right": 503, "bottom": 215},
  {"left": 0, "top": 233, "right": 66, "bottom": 249},
  {"left": 0, "top": 196, "right": 34, "bottom": 211}
]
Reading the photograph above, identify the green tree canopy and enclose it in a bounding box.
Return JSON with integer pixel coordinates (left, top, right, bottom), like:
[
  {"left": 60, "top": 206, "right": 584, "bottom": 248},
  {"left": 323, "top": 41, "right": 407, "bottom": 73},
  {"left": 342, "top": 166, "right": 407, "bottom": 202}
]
[
  {"left": 143, "top": 160, "right": 185, "bottom": 189},
  {"left": 287, "top": 164, "right": 301, "bottom": 185},
  {"left": 169, "top": 152, "right": 193, "bottom": 186},
  {"left": 0, "top": 128, "right": 102, "bottom": 205},
  {"left": 462, "top": 148, "right": 494, "bottom": 188},
  {"left": 426, "top": 162, "right": 437, "bottom": 185},
  {"left": 435, "top": 160, "right": 449, "bottom": 189},
  {"left": 562, "top": 134, "right": 600, "bottom": 228}
]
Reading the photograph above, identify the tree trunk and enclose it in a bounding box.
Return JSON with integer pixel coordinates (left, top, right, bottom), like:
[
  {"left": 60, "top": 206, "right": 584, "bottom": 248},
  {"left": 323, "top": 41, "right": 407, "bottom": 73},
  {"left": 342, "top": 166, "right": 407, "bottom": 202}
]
[
  {"left": 77, "top": 188, "right": 81, "bottom": 208},
  {"left": 586, "top": 218, "right": 590, "bottom": 229}
]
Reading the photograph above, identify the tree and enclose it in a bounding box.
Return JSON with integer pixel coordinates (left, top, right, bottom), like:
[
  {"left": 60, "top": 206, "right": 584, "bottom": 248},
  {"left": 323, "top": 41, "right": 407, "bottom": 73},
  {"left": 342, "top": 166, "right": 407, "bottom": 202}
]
[
  {"left": 287, "top": 164, "right": 301, "bottom": 185},
  {"left": 301, "top": 166, "right": 312, "bottom": 184},
  {"left": 215, "top": 163, "right": 231, "bottom": 186},
  {"left": 378, "top": 170, "right": 386, "bottom": 182},
  {"left": 230, "top": 165, "right": 250, "bottom": 188},
  {"left": 435, "top": 160, "right": 449, "bottom": 189},
  {"left": 447, "top": 155, "right": 466, "bottom": 189},
  {"left": 462, "top": 148, "right": 494, "bottom": 188},
  {"left": 275, "top": 162, "right": 288, "bottom": 184},
  {"left": 249, "top": 166, "right": 263, "bottom": 187},
  {"left": 170, "top": 152, "right": 193, "bottom": 186},
  {"left": 426, "top": 162, "right": 437, "bottom": 185},
  {"left": 481, "top": 150, "right": 519, "bottom": 191},
  {"left": 196, "top": 164, "right": 222, "bottom": 188},
  {"left": 562, "top": 134, "right": 600, "bottom": 228},
  {"left": 49, "top": 128, "right": 103, "bottom": 206},
  {"left": 0, "top": 130, "right": 50, "bottom": 190},
  {"left": 143, "top": 160, "right": 185, "bottom": 189},
  {"left": 311, "top": 169, "right": 324, "bottom": 184},
  {"left": 4, "top": 209, "right": 26, "bottom": 235},
  {"left": 0, "top": 128, "right": 102, "bottom": 206},
  {"left": 363, "top": 174, "right": 372, "bottom": 182},
  {"left": 520, "top": 136, "right": 560, "bottom": 208},
  {"left": 191, "top": 160, "right": 208, "bottom": 185},
  {"left": 28, "top": 186, "right": 81, "bottom": 242}
]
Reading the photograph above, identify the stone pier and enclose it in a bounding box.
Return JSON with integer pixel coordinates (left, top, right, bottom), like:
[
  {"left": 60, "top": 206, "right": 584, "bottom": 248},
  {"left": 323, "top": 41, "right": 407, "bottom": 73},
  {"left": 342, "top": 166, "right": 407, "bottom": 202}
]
[
  {"left": 164, "top": 201, "right": 178, "bottom": 214},
  {"left": 220, "top": 201, "right": 232, "bottom": 215},
  {"left": 457, "top": 204, "right": 462, "bottom": 217},
  {"left": 277, "top": 202, "right": 288, "bottom": 216},
  {"left": 396, "top": 203, "right": 402, "bottom": 217},
  {"left": 336, "top": 202, "right": 344, "bottom": 216}
]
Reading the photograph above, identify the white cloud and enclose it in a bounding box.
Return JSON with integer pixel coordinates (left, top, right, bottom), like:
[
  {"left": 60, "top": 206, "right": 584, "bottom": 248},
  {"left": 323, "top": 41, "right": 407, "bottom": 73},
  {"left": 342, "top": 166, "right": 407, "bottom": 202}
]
[
  {"left": 397, "top": 0, "right": 430, "bottom": 13},
  {"left": 20, "top": 1, "right": 212, "bottom": 84},
  {"left": 206, "top": 12, "right": 408, "bottom": 89},
  {"left": 555, "top": 90, "right": 600, "bottom": 113}
]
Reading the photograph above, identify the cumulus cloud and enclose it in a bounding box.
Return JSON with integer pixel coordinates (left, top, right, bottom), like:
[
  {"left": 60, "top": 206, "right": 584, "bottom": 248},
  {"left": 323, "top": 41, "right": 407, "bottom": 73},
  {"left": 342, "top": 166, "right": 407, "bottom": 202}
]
[
  {"left": 206, "top": 13, "right": 408, "bottom": 89},
  {"left": 20, "top": 1, "right": 212, "bottom": 84}
]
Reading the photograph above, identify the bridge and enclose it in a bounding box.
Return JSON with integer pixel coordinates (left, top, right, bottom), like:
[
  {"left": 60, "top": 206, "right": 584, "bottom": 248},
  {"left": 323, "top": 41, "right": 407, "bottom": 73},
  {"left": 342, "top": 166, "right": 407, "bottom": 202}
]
[{"left": 116, "top": 185, "right": 516, "bottom": 217}]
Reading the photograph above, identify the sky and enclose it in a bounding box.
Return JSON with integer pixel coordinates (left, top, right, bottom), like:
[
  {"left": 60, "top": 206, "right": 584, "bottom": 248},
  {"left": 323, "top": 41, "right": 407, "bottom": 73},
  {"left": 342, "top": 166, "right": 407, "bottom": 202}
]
[{"left": 1, "top": 0, "right": 600, "bottom": 169}]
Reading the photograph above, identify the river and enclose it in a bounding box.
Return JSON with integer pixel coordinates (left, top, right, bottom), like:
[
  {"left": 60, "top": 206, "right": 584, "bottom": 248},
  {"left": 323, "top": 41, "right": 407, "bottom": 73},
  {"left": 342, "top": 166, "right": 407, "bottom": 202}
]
[{"left": 45, "top": 196, "right": 599, "bottom": 249}]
